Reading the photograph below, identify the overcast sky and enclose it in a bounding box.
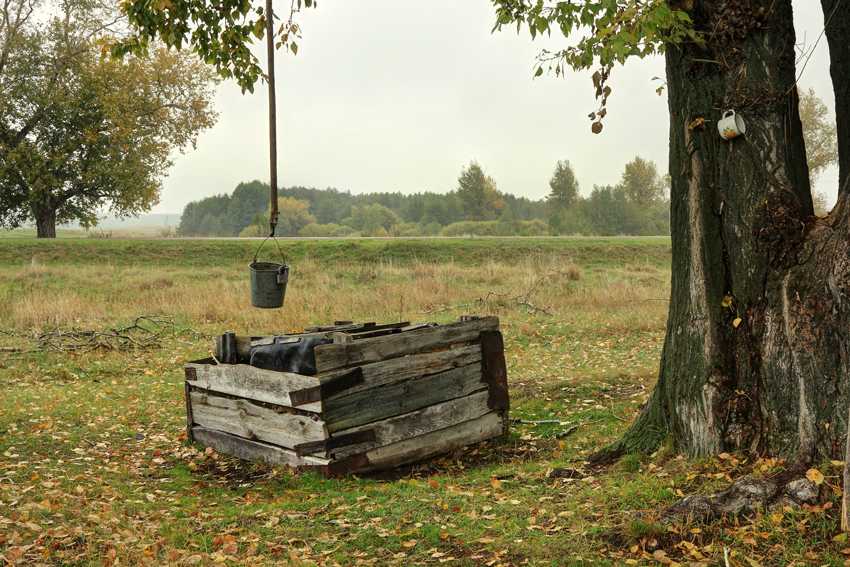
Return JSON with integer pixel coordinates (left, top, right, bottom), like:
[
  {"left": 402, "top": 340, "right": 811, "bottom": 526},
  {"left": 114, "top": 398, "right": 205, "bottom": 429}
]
[{"left": 150, "top": 0, "right": 839, "bottom": 215}]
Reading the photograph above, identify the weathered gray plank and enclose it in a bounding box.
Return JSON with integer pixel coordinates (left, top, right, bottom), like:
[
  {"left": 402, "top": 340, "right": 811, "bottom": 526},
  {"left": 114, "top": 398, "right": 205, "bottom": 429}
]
[
  {"left": 355, "top": 412, "right": 504, "bottom": 473},
  {"left": 185, "top": 360, "right": 323, "bottom": 413},
  {"left": 190, "top": 392, "right": 328, "bottom": 450},
  {"left": 320, "top": 344, "right": 482, "bottom": 395},
  {"left": 328, "top": 390, "right": 492, "bottom": 460},
  {"left": 313, "top": 316, "right": 499, "bottom": 373},
  {"left": 323, "top": 363, "right": 487, "bottom": 432},
  {"left": 191, "top": 426, "right": 330, "bottom": 468}
]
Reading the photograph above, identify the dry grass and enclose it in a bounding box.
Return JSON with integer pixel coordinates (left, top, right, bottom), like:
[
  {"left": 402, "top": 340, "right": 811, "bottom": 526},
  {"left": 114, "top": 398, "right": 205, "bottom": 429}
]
[{"left": 0, "top": 253, "right": 669, "bottom": 336}]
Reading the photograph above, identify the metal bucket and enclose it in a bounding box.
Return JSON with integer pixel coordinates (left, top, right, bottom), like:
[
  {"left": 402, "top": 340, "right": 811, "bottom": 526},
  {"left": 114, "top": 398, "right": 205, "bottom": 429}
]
[
  {"left": 249, "top": 237, "right": 289, "bottom": 309},
  {"left": 249, "top": 262, "right": 289, "bottom": 308}
]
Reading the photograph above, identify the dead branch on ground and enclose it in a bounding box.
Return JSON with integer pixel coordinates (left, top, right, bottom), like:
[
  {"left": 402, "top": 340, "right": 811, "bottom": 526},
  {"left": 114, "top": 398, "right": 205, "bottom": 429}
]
[
  {"left": 478, "top": 269, "right": 568, "bottom": 314},
  {"left": 0, "top": 316, "right": 208, "bottom": 353}
]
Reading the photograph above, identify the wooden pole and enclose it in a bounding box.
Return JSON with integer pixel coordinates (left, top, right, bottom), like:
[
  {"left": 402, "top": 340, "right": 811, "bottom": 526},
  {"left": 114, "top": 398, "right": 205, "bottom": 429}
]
[{"left": 266, "top": 0, "right": 279, "bottom": 238}]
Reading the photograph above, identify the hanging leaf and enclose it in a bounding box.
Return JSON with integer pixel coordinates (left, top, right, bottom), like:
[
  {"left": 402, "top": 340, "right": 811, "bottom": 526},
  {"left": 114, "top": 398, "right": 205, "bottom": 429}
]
[{"left": 721, "top": 295, "right": 733, "bottom": 307}]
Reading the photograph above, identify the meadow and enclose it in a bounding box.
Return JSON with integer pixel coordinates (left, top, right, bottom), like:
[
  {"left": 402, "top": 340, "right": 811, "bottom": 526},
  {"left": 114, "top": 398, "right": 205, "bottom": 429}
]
[{"left": 0, "top": 237, "right": 844, "bottom": 566}]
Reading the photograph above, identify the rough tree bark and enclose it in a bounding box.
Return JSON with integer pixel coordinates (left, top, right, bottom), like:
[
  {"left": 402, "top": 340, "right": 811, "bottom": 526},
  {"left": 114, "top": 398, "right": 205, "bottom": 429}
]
[
  {"left": 594, "top": 0, "right": 850, "bottom": 465},
  {"left": 820, "top": 0, "right": 850, "bottom": 196},
  {"left": 34, "top": 206, "right": 57, "bottom": 239}
]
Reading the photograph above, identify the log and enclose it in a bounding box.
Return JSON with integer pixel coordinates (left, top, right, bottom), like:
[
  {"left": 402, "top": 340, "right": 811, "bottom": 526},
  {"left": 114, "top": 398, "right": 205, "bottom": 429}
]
[
  {"left": 313, "top": 316, "right": 499, "bottom": 373},
  {"left": 318, "top": 390, "right": 492, "bottom": 460},
  {"left": 185, "top": 359, "right": 323, "bottom": 413},
  {"left": 355, "top": 411, "right": 504, "bottom": 473},
  {"left": 322, "top": 362, "right": 487, "bottom": 431},
  {"left": 190, "top": 426, "right": 330, "bottom": 468},
  {"left": 190, "top": 392, "right": 328, "bottom": 450}
]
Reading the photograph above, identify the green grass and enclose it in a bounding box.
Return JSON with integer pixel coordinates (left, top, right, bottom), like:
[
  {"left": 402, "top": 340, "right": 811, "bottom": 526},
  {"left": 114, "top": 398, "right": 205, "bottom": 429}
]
[
  {"left": 0, "top": 238, "right": 844, "bottom": 566},
  {"left": 0, "top": 236, "right": 671, "bottom": 268}
]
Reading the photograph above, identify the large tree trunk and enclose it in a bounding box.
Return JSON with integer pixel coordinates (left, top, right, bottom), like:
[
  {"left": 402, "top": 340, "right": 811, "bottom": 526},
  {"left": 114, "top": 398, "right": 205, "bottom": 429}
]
[
  {"left": 594, "top": 0, "right": 850, "bottom": 465},
  {"left": 820, "top": 0, "right": 850, "bottom": 196},
  {"left": 34, "top": 206, "right": 57, "bottom": 239}
]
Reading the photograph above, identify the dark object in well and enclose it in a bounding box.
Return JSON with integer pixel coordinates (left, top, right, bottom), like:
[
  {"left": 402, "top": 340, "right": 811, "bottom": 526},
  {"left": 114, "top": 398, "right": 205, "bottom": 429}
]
[{"left": 249, "top": 336, "right": 331, "bottom": 375}]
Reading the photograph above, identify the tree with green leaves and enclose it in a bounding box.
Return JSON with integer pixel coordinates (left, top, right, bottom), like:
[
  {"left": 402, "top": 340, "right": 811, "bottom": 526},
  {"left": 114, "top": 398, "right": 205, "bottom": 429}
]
[
  {"left": 272, "top": 196, "right": 315, "bottom": 237},
  {"left": 0, "top": 0, "right": 218, "bottom": 238},
  {"left": 456, "top": 161, "right": 507, "bottom": 222},
  {"left": 545, "top": 159, "right": 580, "bottom": 234},
  {"left": 799, "top": 88, "right": 838, "bottom": 185},
  {"left": 493, "top": 0, "right": 850, "bottom": 468},
  {"left": 617, "top": 156, "right": 665, "bottom": 204}
]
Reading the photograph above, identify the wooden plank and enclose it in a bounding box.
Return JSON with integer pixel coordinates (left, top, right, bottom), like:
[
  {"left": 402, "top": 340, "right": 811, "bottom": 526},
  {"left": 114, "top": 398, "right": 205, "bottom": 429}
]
[
  {"left": 293, "top": 429, "right": 377, "bottom": 457},
  {"left": 313, "top": 316, "right": 499, "bottom": 373},
  {"left": 323, "top": 363, "right": 487, "bottom": 432},
  {"left": 354, "top": 412, "right": 504, "bottom": 473},
  {"left": 329, "top": 390, "right": 492, "bottom": 460},
  {"left": 319, "top": 344, "right": 482, "bottom": 395},
  {"left": 480, "top": 330, "right": 510, "bottom": 436},
  {"left": 191, "top": 426, "right": 330, "bottom": 468},
  {"left": 185, "top": 359, "right": 323, "bottom": 413},
  {"left": 289, "top": 368, "right": 364, "bottom": 406},
  {"left": 190, "top": 392, "right": 328, "bottom": 450},
  {"left": 185, "top": 381, "right": 195, "bottom": 442}
]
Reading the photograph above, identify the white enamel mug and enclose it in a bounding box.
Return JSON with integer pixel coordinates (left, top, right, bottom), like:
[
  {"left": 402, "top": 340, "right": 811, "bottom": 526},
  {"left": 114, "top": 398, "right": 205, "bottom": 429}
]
[{"left": 718, "top": 110, "right": 746, "bottom": 139}]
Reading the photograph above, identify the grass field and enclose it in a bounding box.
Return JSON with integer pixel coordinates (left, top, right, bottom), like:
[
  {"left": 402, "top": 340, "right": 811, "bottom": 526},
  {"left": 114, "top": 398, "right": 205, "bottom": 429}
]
[{"left": 0, "top": 237, "right": 844, "bottom": 566}]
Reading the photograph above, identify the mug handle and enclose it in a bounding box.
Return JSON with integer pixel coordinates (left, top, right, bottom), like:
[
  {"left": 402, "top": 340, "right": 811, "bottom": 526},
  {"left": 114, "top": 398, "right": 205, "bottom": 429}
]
[{"left": 722, "top": 110, "right": 735, "bottom": 119}]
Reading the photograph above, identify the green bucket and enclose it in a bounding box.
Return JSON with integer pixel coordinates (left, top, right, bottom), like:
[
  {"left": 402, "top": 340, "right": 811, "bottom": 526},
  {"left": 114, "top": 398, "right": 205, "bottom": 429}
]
[{"left": 249, "top": 238, "right": 289, "bottom": 309}]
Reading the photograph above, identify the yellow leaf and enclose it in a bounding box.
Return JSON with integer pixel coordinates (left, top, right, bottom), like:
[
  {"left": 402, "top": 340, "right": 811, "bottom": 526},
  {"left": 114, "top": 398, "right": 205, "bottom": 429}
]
[
  {"left": 477, "top": 536, "right": 497, "bottom": 544},
  {"left": 733, "top": 318, "right": 742, "bottom": 328},
  {"left": 834, "top": 533, "right": 848, "bottom": 543},
  {"left": 770, "top": 513, "right": 784, "bottom": 524},
  {"left": 722, "top": 295, "right": 733, "bottom": 307},
  {"left": 806, "top": 468, "right": 825, "bottom": 485},
  {"left": 744, "top": 557, "right": 762, "bottom": 567},
  {"left": 831, "top": 460, "right": 845, "bottom": 467}
]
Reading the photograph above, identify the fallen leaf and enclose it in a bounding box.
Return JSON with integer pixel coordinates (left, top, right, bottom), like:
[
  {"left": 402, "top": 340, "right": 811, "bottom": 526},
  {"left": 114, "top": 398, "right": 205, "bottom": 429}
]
[
  {"left": 806, "top": 469, "right": 825, "bottom": 485},
  {"left": 733, "top": 318, "right": 742, "bottom": 328},
  {"left": 477, "top": 536, "right": 497, "bottom": 544}
]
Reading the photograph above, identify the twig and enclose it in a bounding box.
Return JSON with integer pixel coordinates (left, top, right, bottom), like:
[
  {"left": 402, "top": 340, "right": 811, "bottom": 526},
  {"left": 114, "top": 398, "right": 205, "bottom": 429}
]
[
  {"left": 511, "top": 419, "right": 565, "bottom": 425},
  {"left": 556, "top": 425, "right": 580, "bottom": 438}
]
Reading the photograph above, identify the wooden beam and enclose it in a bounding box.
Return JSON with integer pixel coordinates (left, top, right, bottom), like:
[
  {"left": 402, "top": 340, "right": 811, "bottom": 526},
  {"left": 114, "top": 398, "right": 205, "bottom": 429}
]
[
  {"left": 313, "top": 316, "right": 499, "bottom": 373},
  {"left": 289, "top": 367, "right": 364, "bottom": 406},
  {"left": 480, "top": 330, "right": 510, "bottom": 436},
  {"left": 190, "top": 392, "right": 328, "bottom": 450},
  {"left": 185, "top": 359, "right": 323, "bottom": 413},
  {"left": 191, "top": 426, "right": 330, "bottom": 468},
  {"left": 329, "top": 390, "right": 492, "bottom": 460},
  {"left": 354, "top": 412, "right": 504, "bottom": 473},
  {"left": 318, "top": 344, "right": 481, "bottom": 396},
  {"left": 323, "top": 363, "right": 487, "bottom": 432}
]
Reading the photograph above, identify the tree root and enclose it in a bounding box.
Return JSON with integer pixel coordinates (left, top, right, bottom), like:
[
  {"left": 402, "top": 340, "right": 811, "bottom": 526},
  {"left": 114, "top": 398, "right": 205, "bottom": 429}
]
[{"left": 659, "top": 472, "right": 820, "bottom": 524}]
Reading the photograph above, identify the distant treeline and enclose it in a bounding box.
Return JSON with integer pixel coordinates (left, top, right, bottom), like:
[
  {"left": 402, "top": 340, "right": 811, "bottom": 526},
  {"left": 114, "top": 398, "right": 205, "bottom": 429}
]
[{"left": 178, "top": 158, "right": 670, "bottom": 237}]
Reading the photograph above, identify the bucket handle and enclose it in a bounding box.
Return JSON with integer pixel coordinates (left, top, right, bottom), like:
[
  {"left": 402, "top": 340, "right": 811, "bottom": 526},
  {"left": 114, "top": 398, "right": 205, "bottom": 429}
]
[{"left": 252, "top": 235, "right": 287, "bottom": 266}]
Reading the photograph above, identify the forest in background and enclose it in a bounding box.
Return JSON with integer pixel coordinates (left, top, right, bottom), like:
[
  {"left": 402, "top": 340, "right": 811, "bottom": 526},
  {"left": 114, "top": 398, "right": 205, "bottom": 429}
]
[{"left": 178, "top": 157, "right": 672, "bottom": 238}]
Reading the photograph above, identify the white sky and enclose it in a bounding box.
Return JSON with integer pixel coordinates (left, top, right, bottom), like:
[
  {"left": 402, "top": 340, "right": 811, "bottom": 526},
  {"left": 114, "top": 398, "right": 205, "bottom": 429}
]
[{"left": 150, "top": 0, "right": 839, "bottom": 215}]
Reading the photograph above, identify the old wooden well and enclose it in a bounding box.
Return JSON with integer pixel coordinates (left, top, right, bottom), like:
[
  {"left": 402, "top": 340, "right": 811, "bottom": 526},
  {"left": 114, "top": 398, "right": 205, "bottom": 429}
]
[{"left": 184, "top": 316, "right": 509, "bottom": 476}]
